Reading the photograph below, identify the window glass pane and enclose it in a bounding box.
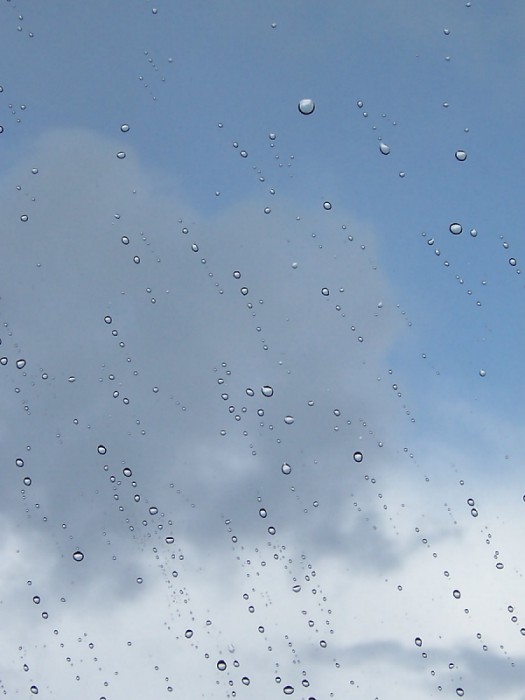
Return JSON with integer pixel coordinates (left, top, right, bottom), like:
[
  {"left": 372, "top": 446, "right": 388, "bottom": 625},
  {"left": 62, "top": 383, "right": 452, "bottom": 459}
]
[{"left": 1, "top": 2, "right": 524, "bottom": 698}]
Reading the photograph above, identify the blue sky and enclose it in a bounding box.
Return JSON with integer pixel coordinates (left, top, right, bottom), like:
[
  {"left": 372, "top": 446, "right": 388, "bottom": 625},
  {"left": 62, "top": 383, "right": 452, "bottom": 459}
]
[{"left": 1, "top": 1, "right": 525, "bottom": 698}]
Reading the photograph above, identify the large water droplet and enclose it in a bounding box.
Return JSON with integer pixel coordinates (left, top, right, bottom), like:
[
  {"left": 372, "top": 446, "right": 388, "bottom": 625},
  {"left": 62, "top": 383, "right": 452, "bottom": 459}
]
[
  {"left": 281, "top": 462, "right": 292, "bottom": 475},
  {"left": 217, "top": 660, "right": 227, "bottom": 671},
  {"left": 321, "top": 288, "right": 330, "bottom": 296},
  {"left": 120, "top": 124, "right": 130, "bottom": 132},
  {"left": 455, "top": 150, "right": 467, "bottom": 161},
  {"left": 298, "top": 99, "right": 315, "bottom": 115},
  {"left": 379, "top": 143, "right": 391, "bottom": 155},
  {"left": 284, "top": 416, "right": 294, "bottom": 424},
  {"left": 259, "top": 508, "right": 267, "bottom": 518},
  {"left": 323, "top": 201, "right": 332, "bottom": 210},
  {"left": 353, "top": 451, "right": 363, "bottom": 463},
  {"left": 449, "top": 222, "right": 462, "bottom": 235},
  {"left": 261, "top": 385, "right": 274, "bottom": 397},
  {"left": 116, "top": 151, "right": 126, "bottom": 159},
  {"left": 415, "top": 637, "right": 423, "bottom": 647},
  {"left": 283, "top": 686, "right": 295, "bottom": 695},
  {"left": 479, "top": 369, "right": 486, "bottom": 377},
  {"left": 72, "top": 550, "right": 84, "bottom": 562},
  {"left": 16, "top": 359, "right": 26, "bottom": 369},
  {"left": 97, "top": 444, "right": 107, "bottom": 455},
  {"left": 453, "top": 589, "right": 461, "bottom": 599}
]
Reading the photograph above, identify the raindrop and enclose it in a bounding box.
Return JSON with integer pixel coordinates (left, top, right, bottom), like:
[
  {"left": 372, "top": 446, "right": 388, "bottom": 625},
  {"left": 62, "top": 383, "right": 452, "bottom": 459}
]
[
  {"left": 16, "top": 458, "right": 24, "bottom": 467},
  {"left": 240, "top": 150, "right": 248, "bottom": 158},
  {"left": 72, "top": 551, "right": 84, "bottom": 562},
  {"left": 298, "top": 99, "right": 315, "bottom": 115},
  {"left": 479, "top": 369, "right": 486, "bottom": 377},
  {"left": 321, "top": 288, "right": 330, "bottom": 296},
  {"left": 323, "top": 201, "right": 332, "bottom": 210},
  {"left": 509, "top": 258, "right": 517, "bottom": 266},
  {"left": 379, "top": 143, "right": 390, "bottom": 155},
  {"left": 259, "top": 508, "right": 267, "bottom": 518},
  {"left": 453, "top": 589, "right": 461, "bottom": 599},
  {"left": 264, "top": 207, "right": 271, "bottom": 214},
  {"left": 357, "top": 100, "right": 364, "bottom": 108},
  {"left": 133, "top": 256, "right": 140, "bottom": 263},
  {"left": 471, "top": 508, "right": 478, "bottom": 517},
  {"left": 281, "top": 462, "right": 292, "bottom": 475},
  {"left": 261, "top": 385, "right": 274, "bottom": 397},
  {"left": 415, "top": 637, "right": 423, "bottom": 647},
  {"left": 104, "top": 315, "right": 112, "bottom": 324},
  {"left": 123, "top": 467, "right": 132, "bottom": 477},
  {"left": 455, "top": 150, "right": 467, "bottom": 161},
  {"left": 241, "top": 677, "right": 250, "bottom": 685},
  {"left": 470, "top": 228, "right": 477, "bottom": 237},
  {"left": 97, "top": 444, "right": 107, "bottom": 455},
  {"left": 283, "top": 686, "right": 295, "bottom": 695},
  {"left": 353, "top": 451, "right": 363, "bottom": 463},
  {"left": 30, "top": 687, "right": 38, "bottom": 695},
  {"left": 149, "top": 506, "right": 159, "bottom": 515},
  {"left": 217, "top": 660, "right": 227, "bottom": 671},
  {"left": 116, "top": 152, "right": 126, "bottom": 159},
  {"left": 20, "top": 214, "right": 29, "bottom": 222},
  {"left": 185, "top": 629, "right": 193, "bottom": 638},
  {"left": 246, "top": 388, "right": 254, "bottom": 397},
  {"left": 121, "top": 235, "right": 129, "bottom": 245},
  {"left": 240, "top": 287, "right": 249, "bottom": 295},
  {"left": 23, "top": 477, "right": 32, "bottom": 486},
  {"left": 165, "top": 536, "right": 174, "bottom": 544},
  {"left": 120, "top": 124, "right": 130, "bottom": 133},
  {"left": 456, "top": 690, "right": 464, "bottom": 698},
  {"left": 284, "top": 416, "right": 294, "bottom": 424},
  {"left": 449, "top": 223, "right": 462, "bottom": 235},
  {"left": 16, "top": 359, "right": 26, "bottom": 369}
]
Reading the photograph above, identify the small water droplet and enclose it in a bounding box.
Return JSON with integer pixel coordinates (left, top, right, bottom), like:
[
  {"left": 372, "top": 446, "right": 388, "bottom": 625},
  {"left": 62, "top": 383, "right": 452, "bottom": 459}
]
[
  {"left": 443, "top": 28, "right": 450, "bottom": 35},
  {"left": 259, "top": 508, "right": 267, "bottom": 518},
  {"left": 120, "top": 124, "right": 130, "bottom": 132},
  {"left": 240, "top": 287, "right": 249, "bottom": 295},
  {"left": 242, "top": 676, "right": 250, "bottom": 685},
  {"left": 149, "top": 506, "right": 158, "bottom": 515},
  {"left": 269, "top": 132, "right": 276, "bottom": 140},
  {"left": 104, "top": 315, "right": 112, "bottom": 324},
  {"left": 456, "top": 690, "right": 464, "bottom": 697},
  {"left": 281, "top": 462, "right": 292, "bottom": 475},
  {"left": 16, "top": 458, "right": 24, "bottom": 467},
  {"left": 23, "top": 476, "right": 32, "bottom": 486},
  {"left": 449, "top": 223, "right": 462, "bottom": 235},
  {"left": 415, "top": 637, "right": 423, "bottom": 647},
  {"left": 453, "top": 589, "right": 461, "bottom": 599},
  {"left": 123, "top": 467, "right": 132, "bottom": 477},
  {"left": 455, "top": 150, "right": 467, "bottom": 161},
  {"left": 97, "top": 444, "right": 107, "bottom": 455},
  {"left": 284, "top": 416, "right": 294, "bottom": 424},
  {"left": 121, "top": 235, "right": 129, "bottom": 245},
  {"left": 298, "top": 99, "right": 315, "bottom": 115},
  {"left": 116, "top": 152, "right": 126, "bottom": 159},
  {"left": 240, "top": 150, "right": 248, "bottom": 158},
  {"left": 509, "top": 258, "right": 517, "bottom": 266},
  {"left": 357, "top": 100, "right": 364, "bottom": 108},
  {"left": 470, "top": 228, "right": 477, "bottom": 237},
  {"left": 283, "top": 686, "right": 295, "bottom": 695},
  {"left": 133, "top": 256, "right": 140, "bottom": 264},
  {"left": 379, "top": 143, "right": 390, "bottom": 155},
  {"left": 323, "top": 201, "right": 332, "bottom": 210},
  {"left": 479, "top": 369, "right": 486, "bottom": 377},
  {"left": 30, "top": 686, "right": 39, "bottom": 695},
  {"left": 16, "top": 359, "right": 26, "bottom": 369},
  {"left": 321, "top": 288, "right": 330, "bottom": 296},
  {"left": 217, "top": 660, "right": 227, "bottom": 671},
  {"left": 264, "top": 207, "right": 271, "bottom": 214},
  {"left": 72, "top": 550, "right": 84, "bottom": 562},
  {"left": 353, "top": 451, "right": 363, "bottom": 463},
  {"left": 261, "top": 385, "right": 274, "bottom": 397}
]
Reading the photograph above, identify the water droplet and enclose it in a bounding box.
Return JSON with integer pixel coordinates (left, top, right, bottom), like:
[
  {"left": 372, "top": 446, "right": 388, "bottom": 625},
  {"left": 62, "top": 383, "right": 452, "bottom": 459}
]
[
  {"left": 357, "top": 100, "right": 364, "bottom": 108},
  {"left": 323, "top": 201, "right": 332, "bottom": 210},
  {"left": 149, "top": 506, "right": 159, "bottom": 515},
  {"left": 455, "top": 150, "right": 467, "bottom": 161},
  {"left": 240, "top": 287, "right": 249, "bottom": 295},
  {"left": 16, "top": 458, "right": 24, "bottom": 467},
  {"left": 16, "top": 359, "right": 26, "bottom": 369},
  {"left": 30, "top": 686, "right": 39, "bottom": 695},
  {"left": 379, "top": 143, "right": 391, "bottom": 155},
  {"left": 246, "top": 388, "right": 255, "bottom": 397},
  {"left": 104, "top": 315, "right": 112, "bottom": 324},
  {"left": 269, "top": 132, "right": 276, "bottom": 140},
  {"left": 456, "top": 690, "right": 464, "bottom": 697},
  {"left": 97, "top": 444, "right": 107, "bottom": 455},
  {"left": 116, "top": 152, "right": 126, "bottom": 159},
  {"left": 415, "top": 637, "right": 423, "bottom": 647},
  {"left": 123, "top": 467, "right": 132, "bottom": 477},
  {"left": 479, "top": 369, "right": 486, "bottom": 377},
  {"left": 284, "top": 416, "right": 294, "bottom": 424},
  {"left": 165, "top": 536, "right": 174, "bottom": 544},
  {"left": 470, "top": 228, "right": 477, "bottom": 237},
  {"left": 242, "top": 676, "right": 250, "bottom": 685},
  {"left": 133, "top": 256, "right": 140, "bottom": 264},
  {"left": 283, "top": 686, "right": 295, "bottom": 695},
  {"left": 240, "top": 150, "right": 248, "bottom": 158},
  {"left": 233, "top": 270, "right": 241, "bottom": 279},
  {"left": 261, "top": 385, "right": 274, "bottom": 397},
  {"left": 0, "top": 126, "right": 3, "bottom": 133},
  {"left": 449, "top": 223, "right": 462, "bottom": 235},
  {"left": 31, "top": 168, "right": 39, "bottom": 174},
  {"left": 217, "top": 660, "right": 227, "bottom": 671},
  {"left": 23, "top": 476, "right": 32, "bottom": 486},
  {"left": 120, "top": 124, "right": 130, "bottom": 132},
  {"left": 298, "top": 99, "right": 315, "bottom": 115},
  {"left": 20, "top": 214, "right": 29, "bottom": 222},
  {"left": 509, "top": 258, "right": 517, "bottom": 266},
  {"left": 264, "top": 207, "right": 271, "bottom": 214},
  {"left": 321, "top": 288, "right": 330, "bottom": 296},
  {"left": 259, "top": 508, "right": 267, "bottom": 518},
  {"left": 72, "top": 551, "right": 84, "bottom": 562},
  {"left": 453, "top": 589, "right": 461, "bottom": 599},
  {"left": 191, "top": 243, "right": 199, "bottom": 252},
  {"left": 121, "top": 235, "right": 129, "bottom": 245},
  {"left": 281, "top": 462, "right": 292, "bottom": 475},
  {"left": 353, "top": 451, "right": 363, "bottom": 463}
]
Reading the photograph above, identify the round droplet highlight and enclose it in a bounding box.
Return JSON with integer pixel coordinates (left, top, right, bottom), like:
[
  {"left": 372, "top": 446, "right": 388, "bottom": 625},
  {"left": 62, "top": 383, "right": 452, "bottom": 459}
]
[{"left": 298, "top": 99, "right": 315, "bottom": 115}]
